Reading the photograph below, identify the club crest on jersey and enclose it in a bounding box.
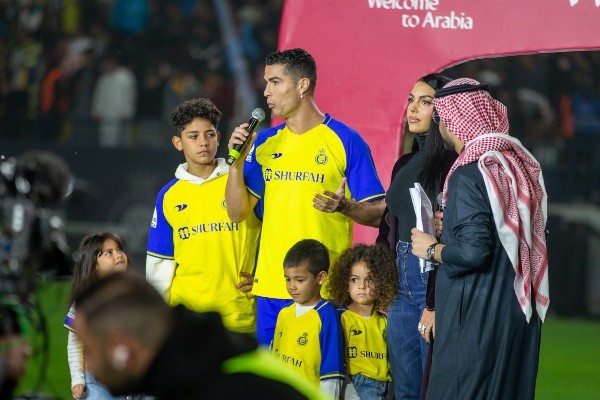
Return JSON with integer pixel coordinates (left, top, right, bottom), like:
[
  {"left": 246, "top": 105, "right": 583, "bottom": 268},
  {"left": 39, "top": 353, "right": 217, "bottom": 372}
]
[
  {"left": 315, "top": 148, "right": 328, "bottom": 165},
  {"left": 264, "top": 167, "right": 273, "bottom": 181},
  {"left": 297, "top": 332, "right": 308, "bottom": 346},
  {"left": 178, "top": 227, "right": 191, "bottom": 240},
  {"left": 347, "top": 346, "right": 358, "bottom": 359}
]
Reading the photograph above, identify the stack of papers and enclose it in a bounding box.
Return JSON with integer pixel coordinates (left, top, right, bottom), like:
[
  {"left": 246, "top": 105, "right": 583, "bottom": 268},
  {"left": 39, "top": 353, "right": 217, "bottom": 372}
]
[{"left": 409, "top": 182, "right": 435, "bottom": 273}]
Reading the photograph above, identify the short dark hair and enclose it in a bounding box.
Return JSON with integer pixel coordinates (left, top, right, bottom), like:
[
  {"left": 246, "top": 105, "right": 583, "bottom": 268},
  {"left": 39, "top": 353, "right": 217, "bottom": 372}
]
[
  {"left": 169, "top": 98, "right": 222, "bottom": 135},
  {"left": 283, "top": 239, "right": 329, "bottom": 277},
  {"left": 265, "top": 48, "right": 317, "bottom": 94},
  {"left": 75, "top": 271, "right": 172, "bottom": 347}
]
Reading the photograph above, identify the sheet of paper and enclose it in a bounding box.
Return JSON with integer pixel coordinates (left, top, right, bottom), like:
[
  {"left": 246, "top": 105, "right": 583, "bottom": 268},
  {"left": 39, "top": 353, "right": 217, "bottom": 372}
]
[{"left": 409, "top": 182, "right": 435, "bottom": 273}]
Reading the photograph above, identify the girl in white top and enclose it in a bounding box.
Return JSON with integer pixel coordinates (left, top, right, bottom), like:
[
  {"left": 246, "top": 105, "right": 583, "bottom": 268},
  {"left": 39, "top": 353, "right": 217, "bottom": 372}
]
[{"left": 63, "top": 233, "right": 140, "bottom": 400}]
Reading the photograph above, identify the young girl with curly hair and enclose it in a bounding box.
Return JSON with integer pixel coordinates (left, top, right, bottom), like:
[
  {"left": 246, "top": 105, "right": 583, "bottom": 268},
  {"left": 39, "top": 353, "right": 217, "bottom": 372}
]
[{"left": 327, "top": 244, "right": 399, "bottom": 400}]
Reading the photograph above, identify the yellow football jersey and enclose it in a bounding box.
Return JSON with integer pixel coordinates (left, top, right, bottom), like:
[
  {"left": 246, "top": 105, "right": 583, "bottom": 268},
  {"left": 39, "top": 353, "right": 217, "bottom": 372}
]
[
  {"left": 147, "top": 164, "right": 261, "bottom": 333},
  {"left": 340, "top": 308, "right": 391, "bottom": 381},
  {"left": 244, "top": 114, "right": 385, "bottom": 299},
  {"left": 272, "top": 300, "right": 345, "bottom": 385}
]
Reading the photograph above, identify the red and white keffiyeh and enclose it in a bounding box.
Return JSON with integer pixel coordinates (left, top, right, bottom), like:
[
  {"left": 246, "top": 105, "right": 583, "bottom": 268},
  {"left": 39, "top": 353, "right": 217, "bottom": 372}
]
[{"left": 434, "top": 78, "right": 549, "bottom": 322}]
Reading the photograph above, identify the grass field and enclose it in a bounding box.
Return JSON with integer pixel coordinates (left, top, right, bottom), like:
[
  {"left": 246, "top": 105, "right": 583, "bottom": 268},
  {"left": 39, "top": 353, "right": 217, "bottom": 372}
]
[{"left": 13, "top": 279, "right": 600, "bottom": 399}]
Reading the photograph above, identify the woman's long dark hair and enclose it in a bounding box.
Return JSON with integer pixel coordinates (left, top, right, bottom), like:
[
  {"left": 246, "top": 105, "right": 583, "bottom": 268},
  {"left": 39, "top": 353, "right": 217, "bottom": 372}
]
[{"left": 416, "top": 73, "right": 458, "bottom": 205}]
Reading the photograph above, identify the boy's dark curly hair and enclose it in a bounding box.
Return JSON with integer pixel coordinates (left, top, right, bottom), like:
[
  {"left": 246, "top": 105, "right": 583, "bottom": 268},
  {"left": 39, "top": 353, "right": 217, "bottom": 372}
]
[
  {"left": 326, "top": 244, "right": 399, "bottom": 311},
  {"left": 169, "top": 98, "right": 222, "bottom": 135}
]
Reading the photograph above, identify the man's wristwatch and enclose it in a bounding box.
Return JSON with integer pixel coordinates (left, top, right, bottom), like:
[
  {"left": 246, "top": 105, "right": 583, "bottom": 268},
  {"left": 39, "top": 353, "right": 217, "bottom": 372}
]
[{"left": 426, "top": 243, "right": 437, "bottom": 262}]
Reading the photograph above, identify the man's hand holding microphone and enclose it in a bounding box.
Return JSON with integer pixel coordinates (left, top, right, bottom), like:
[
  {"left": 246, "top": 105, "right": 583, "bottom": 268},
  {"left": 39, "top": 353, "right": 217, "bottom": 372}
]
[{"left": 227, "top": 108, "right": 266, "bottom": 167}]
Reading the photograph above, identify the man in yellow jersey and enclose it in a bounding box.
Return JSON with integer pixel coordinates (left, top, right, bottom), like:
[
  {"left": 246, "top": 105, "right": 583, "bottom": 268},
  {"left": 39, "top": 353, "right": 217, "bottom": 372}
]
[
  {"left": 226, "top": 48, "right": 386, "bottom": 345},
  {"left": 146, "top": 98, "right": 261, "bottom": 334}
]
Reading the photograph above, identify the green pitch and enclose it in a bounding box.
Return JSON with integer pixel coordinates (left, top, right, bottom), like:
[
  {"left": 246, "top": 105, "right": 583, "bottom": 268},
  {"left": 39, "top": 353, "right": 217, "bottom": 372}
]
[{"left": 12, "top": 280, "right": 600, "bottom": 399}]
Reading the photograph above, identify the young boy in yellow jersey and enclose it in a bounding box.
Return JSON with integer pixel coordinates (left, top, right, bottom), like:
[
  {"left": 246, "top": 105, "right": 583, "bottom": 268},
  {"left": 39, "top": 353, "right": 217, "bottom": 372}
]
[
  {"left": 272, "top": 239, "right": 345, "bottom": 399},
  {"left": 146, "top": 98, "right": 261, "bottom": 334},
  {"left": 327, "top": 244, "right": 399, "bottom": 400}
]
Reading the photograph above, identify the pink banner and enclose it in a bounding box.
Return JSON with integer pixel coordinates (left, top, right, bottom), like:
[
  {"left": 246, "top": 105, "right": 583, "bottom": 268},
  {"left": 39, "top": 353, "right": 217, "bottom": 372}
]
[{"left": 278, "top": 0, "right": 600, "bottom": 243}]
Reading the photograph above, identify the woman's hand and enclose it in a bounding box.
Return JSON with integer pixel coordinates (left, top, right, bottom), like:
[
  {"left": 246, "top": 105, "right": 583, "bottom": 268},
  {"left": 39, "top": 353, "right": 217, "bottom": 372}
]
[{"left": 418, "top": 309, "right": 435, "bottom": 344}]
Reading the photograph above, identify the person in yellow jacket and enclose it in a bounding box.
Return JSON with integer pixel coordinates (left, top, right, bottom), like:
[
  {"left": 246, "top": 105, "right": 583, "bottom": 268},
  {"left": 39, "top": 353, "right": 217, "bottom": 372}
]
[{"left": 146, "top": 98, "right": 261, "bottom": 333}]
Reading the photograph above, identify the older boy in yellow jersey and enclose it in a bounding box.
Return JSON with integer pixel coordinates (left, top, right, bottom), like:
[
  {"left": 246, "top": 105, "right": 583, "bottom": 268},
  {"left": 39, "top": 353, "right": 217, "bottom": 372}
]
[
  {"left": 226, "top": 48, "right": 386, "bottom": 346},
  {"left": 146, "top": 98, "right": 261, "bottom": 333},
  {"left": 272, "top": 239, "right": 345, "bottom": 399}
]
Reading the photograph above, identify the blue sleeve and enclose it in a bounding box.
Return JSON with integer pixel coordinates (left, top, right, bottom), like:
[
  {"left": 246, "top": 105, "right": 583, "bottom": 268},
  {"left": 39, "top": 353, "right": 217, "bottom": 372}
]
[
  {"left": 329, "top": 119, "right": 385, "bottom": 202},
  {"left": 243, "top": 142, "right": 264, "bottom": 199},
  {"left": 146, "top": 180, "right": 176, "bottom": 259},
  {"left": 63, "top": 304, "right": 76, "bottom": 331},
  {"left": 317, "top": 301, "right": 345, "bottom": 381},
  {"left": 253, "top": 197, "right": 264, "bottom": 221}
]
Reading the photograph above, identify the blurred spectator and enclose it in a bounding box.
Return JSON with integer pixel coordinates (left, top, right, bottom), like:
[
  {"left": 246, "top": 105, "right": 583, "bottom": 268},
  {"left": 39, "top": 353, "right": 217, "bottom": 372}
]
[
  {"left": 38, "top": 61, "right": 66, "bottom": 141},
  {"left": 70, "top": 48, "right": 97, "bottom": 144},
  {"left": 0, "top": 36, "right": 9, "bottom": 133},
  {"left": 61, "top": 0, "right": 81, "bottom": 35},
  {"left": 162, "top": 62, "right": 201, "bottom": 124},
  {"left": 563, "top": 69, "right": 600, "bottom": 202},
  {"left": 515, "top": 87, "right": 556, "bottom": 147},
  {"left": 201, "top": 69, "right": 234, "bottom": 129},
  {"left": 6, "top": 0, "right": 43, "bottom": 34},
  {"left": 135, "top": 61, "right": 168, "bottom": 147},
  {"left": 110, "top": 0, "right": 149, "bottom": 35},
  {"left": 509, "top": 55, "right": 551, "bottom": 98},
  {"left": 237, "top": 0, "right": 264, "bottom": 64},
  {"left": 5, "top": 31, "right": 42, "bottom": 139},
  {"left": 92, "top": 53, "right": 137, "bottom": 147}
]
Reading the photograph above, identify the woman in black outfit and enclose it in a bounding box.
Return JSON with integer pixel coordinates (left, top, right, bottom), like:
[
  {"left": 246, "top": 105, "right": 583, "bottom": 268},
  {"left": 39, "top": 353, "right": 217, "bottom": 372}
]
[{"left": 377, "top": 73, "right": 456, "bottom": 400}]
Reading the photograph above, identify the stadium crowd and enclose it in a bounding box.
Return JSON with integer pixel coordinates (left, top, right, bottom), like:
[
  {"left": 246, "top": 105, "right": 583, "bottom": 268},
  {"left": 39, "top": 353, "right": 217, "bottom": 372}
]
[
  {"left": 1, "top": 1, "right": 598, "bottom": 202},
  {"left": 0, "top": 0, "right": 281, "bottom": 146}
]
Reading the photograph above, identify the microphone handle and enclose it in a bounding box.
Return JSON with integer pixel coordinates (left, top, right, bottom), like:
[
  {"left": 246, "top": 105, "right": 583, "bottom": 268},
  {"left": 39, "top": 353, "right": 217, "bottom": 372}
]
[{"left": 226, "top": 117, "right": 260, "bottom": 165}]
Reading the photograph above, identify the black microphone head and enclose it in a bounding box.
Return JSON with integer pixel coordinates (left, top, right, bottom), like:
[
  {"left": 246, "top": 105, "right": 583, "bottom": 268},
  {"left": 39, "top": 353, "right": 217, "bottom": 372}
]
[
  {"left": 251, "top": 108, "right": 266, "bottom": 122},
  {"left": 436, "top": 192, "right": 444, "bottom": 211}
]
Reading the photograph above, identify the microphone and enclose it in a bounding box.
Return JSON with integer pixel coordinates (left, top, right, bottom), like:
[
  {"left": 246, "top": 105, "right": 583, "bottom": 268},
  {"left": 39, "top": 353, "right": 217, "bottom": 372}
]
[
  {"left": 436, "top": 192, "right": 444, "bottom": 212},
  {"left": 226, "top": 108, "right": 266, "bottom": 165}
]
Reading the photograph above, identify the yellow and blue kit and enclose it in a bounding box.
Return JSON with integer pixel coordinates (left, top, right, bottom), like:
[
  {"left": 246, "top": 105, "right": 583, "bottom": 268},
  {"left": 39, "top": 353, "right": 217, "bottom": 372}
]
[
  {"left": 339, "top": 308, "right": 391, "bottom": 382},
  {"left": 244, "top": 114, "right": 385, "bottom": 299},
  {"left": 146, "top": 160, "right": 261, "bottom": 333},
  {"left": 272, "top": 300, "right": 345, "bottom": 387}
]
